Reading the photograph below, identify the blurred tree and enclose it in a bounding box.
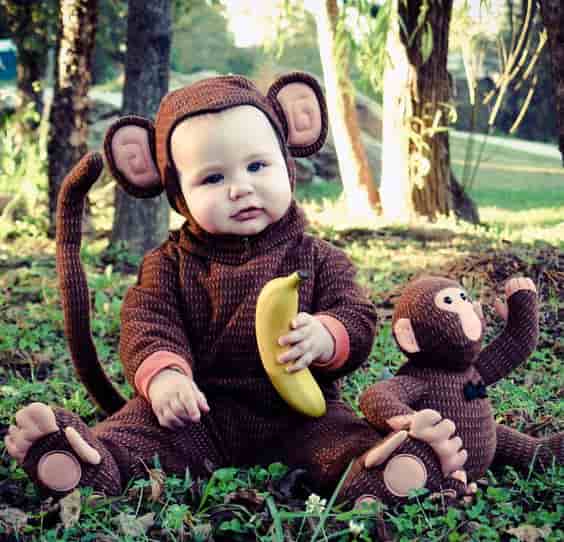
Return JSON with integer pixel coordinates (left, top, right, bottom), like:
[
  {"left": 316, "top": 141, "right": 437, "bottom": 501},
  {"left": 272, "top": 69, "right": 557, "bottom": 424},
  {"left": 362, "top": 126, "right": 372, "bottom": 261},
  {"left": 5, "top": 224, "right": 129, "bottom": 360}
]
[
  {"left": 92, "top": 0, "right": 127, "bottom": 84},
  {"left": 47, "top": 0, "right": 98, "bottom": 235},
  {"left": 172, "top": 0, "right": 257, "bottom": 76},
  {"left": 265, "top": 7, "right": 323, "bottom": 76},
  {"left": 314, "top": 0, "right": 380, "bottom": 217},
  {"left": 109, "top": 0, "right": 172, "bottom": 258},
  {"left": 0, "top": 0, "right": 58, "bottom": 120},
  {"left": 538, "top": 0, "right": 564, "bottom": 164}
]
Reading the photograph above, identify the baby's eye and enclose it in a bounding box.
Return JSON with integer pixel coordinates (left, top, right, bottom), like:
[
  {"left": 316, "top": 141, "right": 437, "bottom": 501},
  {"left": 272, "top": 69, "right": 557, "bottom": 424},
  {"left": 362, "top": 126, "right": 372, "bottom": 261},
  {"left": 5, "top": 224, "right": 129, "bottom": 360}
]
[
  {"left": 248, "top": 161, "right": 267, "bottom": 172},
  {"left": 203, "top": 173, "right": 224, "bottom": 185},
  {"left": 460, "top": 292, "right": 469, "bottom": 301},
  {"left": 443, "top": 296, "right": 453, "bottom": 304}
]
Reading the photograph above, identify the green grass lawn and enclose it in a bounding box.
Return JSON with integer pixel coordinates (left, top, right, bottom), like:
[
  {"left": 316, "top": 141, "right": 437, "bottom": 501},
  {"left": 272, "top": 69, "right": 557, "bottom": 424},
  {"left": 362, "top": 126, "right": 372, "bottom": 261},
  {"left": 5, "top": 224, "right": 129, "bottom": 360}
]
[{"left": 0, "top": 134, "right": 562, "bottom": 540}]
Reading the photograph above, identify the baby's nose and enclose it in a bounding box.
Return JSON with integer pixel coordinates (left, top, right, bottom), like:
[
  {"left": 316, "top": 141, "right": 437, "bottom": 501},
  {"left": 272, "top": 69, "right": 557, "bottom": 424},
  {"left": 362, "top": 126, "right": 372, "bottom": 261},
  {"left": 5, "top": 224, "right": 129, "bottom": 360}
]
[{"left": 229, "top": 180, "right": 254, "bottom": 199}]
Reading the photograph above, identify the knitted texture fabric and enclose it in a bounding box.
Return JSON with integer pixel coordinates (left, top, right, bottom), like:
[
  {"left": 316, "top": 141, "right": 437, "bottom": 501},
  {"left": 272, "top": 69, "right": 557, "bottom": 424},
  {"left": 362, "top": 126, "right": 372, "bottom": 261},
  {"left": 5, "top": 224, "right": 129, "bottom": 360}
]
[
  {"left": 56, "top": 152, "right": 126, "bottom": 414},
  {"left": 360, "top": 276, "right": 563, "bottom": 482},
  {"left": 119, "top": 198, "right": 377, "bottom": 389}
]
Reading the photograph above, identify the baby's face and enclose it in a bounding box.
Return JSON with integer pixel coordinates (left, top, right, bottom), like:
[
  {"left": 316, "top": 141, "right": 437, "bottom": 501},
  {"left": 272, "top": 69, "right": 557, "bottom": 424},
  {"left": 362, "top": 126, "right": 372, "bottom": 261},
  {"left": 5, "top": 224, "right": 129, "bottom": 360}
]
[{"left": 171, "top": 105, "right": 292, "bottom": 236}]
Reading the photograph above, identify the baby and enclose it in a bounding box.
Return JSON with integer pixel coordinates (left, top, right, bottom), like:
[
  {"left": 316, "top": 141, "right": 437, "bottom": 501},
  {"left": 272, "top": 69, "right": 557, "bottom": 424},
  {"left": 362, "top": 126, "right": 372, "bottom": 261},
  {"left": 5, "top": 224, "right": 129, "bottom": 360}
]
[{"left": 5, "top": 73, "right": 467, "bottom": 504}]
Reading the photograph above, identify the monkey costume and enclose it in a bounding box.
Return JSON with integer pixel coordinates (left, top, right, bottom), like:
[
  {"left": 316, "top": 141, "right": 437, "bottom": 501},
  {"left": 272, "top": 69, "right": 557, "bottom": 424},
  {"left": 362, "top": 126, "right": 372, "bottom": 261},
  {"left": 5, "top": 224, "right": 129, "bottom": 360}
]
[
  {"left": 7, "top": 74, "right": 466, "bottom": 504},
  {"left": 360, "top": 276, "right": 563, "bottom": 485}
]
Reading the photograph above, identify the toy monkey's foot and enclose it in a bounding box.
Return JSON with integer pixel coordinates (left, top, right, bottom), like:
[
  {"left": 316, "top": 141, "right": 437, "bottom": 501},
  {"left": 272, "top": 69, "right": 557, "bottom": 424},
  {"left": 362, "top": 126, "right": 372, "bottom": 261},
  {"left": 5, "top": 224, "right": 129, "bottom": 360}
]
[
  {"left": 5, "top": 403, "right": 120, "bottom": 496},
  {"left": 339, "top": 430, "right": 470, "bottom": 506},
  {"left": 5, "top": 403, "right": 59, "bottom": 464}
]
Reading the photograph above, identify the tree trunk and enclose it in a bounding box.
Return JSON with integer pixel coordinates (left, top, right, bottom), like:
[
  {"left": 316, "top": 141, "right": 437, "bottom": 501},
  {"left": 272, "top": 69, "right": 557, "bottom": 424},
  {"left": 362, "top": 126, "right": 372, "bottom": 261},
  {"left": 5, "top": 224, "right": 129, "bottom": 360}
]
[
  {"left": 47, "top": 0, "right": 98, "bottom": 235},
  {"left": 110, "top": 0, "right": 171, "bottom": 259},
  {"left": 538, "top": 0, "right": 564, "bottom": 165},
  {"left": 402, "top": 0, "right": 454, "bottom": 220},
  {"left": 314, "top": 0, "right": 381, "bottom": 218},
  {"left": 381, "top": 0, "right": 475, "bottom": 222},
  {"left": 380, "top": 0, "right": 413, "bottom": 221}
]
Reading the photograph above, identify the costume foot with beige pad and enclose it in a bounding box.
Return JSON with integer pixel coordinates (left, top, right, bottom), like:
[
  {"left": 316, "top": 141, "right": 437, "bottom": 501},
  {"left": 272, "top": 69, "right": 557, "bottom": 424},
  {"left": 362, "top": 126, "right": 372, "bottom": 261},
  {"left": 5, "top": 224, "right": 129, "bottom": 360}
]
[
  {"left": 4, "top": 403, "right": 121, "bottom": 496},
  {"left": 340, "top": 410, "right": 469, "bottom": 505}
]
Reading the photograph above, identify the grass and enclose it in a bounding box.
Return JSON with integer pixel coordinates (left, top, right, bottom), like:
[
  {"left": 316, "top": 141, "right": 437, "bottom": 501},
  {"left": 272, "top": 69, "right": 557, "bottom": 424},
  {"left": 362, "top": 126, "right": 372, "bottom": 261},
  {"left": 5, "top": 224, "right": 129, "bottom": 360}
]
[{"left": 0, "top": 129, "right": 563, "bottom": 540}]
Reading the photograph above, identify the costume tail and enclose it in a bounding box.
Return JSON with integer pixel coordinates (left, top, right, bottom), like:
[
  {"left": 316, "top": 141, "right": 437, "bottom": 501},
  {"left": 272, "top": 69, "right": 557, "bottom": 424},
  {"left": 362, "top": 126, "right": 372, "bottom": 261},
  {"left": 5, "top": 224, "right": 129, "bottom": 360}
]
[{"left": 56, "top": 152, "right": 126, "bottom": 415}]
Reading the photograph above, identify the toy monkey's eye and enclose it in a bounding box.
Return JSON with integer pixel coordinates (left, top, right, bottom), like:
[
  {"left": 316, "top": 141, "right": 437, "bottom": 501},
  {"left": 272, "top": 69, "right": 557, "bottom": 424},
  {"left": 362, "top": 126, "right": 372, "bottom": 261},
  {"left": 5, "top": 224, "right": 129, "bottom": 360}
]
[{"left": 443, "top": 296, "right": 453, "bottom": 304}]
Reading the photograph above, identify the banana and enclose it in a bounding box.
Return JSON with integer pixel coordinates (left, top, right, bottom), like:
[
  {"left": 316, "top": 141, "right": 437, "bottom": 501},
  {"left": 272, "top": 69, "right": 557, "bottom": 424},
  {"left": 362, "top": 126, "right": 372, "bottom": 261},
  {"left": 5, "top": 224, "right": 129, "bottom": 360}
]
[{"left": 255, "top": 271, "right": 327, "bottom": 418}]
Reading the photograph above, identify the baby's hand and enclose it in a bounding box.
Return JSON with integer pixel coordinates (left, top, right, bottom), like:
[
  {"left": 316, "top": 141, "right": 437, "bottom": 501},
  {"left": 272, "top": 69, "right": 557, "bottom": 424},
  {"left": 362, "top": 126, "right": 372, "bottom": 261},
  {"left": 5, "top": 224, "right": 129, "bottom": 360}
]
[
  {"left": 277, "top": 313, "right": 334, "bottom": 372},
  {"left": 148, "top": 369, "right": 210, "bottom": 429}
]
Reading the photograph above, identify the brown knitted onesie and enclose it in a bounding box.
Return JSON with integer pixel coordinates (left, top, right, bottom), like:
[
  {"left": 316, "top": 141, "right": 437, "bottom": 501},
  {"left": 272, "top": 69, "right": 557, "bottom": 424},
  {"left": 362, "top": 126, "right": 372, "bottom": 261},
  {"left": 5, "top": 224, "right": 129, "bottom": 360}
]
[
  {"left": 360, "top": 276, "right": 563, "bottom": 486},
  {"left": 12, "top": 75, "right": 467, "bottom": 505}
]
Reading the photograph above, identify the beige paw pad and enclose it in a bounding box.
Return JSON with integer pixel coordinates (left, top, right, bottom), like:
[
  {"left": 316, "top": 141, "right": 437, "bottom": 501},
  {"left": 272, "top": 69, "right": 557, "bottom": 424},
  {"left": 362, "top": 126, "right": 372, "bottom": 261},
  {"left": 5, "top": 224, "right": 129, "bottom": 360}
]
[
  {"left": 383, "top": 454, "right": 428, "bottom": 497},
  {"left": 37, "top": 451, "right": 82, "bottom": 492}
]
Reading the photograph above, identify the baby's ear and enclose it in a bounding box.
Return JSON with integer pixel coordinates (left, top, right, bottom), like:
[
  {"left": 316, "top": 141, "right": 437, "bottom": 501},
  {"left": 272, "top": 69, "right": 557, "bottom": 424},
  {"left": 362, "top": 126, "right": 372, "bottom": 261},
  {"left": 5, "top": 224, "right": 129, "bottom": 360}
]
[
  {"left": 104, "top": 116, "right": 163, "bottom": 198},
  {"left": 267, "top": 72, "right": 328, "bottom": 157}
]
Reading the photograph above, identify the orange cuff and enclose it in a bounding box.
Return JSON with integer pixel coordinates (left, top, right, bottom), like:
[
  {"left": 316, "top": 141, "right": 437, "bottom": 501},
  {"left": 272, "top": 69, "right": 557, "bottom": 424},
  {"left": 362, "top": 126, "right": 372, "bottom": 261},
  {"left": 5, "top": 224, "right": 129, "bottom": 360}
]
[
  {"left": 312, "top": 314, "right": 350, "bottom": 371},
  {"left": 135, "top": 351, "right": 193, "bottom": 399}
]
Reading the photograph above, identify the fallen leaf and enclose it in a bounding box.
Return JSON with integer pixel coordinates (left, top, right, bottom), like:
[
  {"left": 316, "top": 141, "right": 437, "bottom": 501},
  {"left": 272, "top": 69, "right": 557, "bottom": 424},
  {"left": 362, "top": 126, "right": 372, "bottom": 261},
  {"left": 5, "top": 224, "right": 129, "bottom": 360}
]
[
  {"left": 506, "top": 524, "right": 552, "bottom": 542},
  {"left": 60, "top": 489, "right": 81, "bottom": 529},
  {"left": 149, "top": 468, "right": 166, "bottom": 501},
  {"left": 115, "top": 511, "right": 155, "bottom": 537},
  {"left": 0, "top": 507, "right": 28, "bottom": 533}
]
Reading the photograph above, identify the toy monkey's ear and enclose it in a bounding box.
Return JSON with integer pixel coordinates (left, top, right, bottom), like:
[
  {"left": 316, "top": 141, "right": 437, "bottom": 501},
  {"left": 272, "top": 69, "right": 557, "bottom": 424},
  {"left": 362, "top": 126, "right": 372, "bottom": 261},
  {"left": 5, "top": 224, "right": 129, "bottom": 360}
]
[
  {"left": 267, "top": 72, "right": 328, "bottom": 157},
  {"left": 393, "top": 318, "right": 420, "bottom": 354},
  {"left": 104, "top": 116, "right": 163, "bottom": 198}
]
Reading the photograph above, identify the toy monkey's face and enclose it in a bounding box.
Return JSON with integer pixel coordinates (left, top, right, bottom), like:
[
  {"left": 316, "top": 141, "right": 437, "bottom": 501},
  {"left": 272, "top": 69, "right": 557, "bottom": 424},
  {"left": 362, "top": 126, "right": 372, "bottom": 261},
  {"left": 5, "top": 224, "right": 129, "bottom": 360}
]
[
  {"left": 394, "top": 278, "right": 484, "bottom": 370},
  {"left": 434, "top": 286, "right": 482, "bottom": 342},
  {"left": 171, "top": 105, "right": 292, "bottom": 237}
]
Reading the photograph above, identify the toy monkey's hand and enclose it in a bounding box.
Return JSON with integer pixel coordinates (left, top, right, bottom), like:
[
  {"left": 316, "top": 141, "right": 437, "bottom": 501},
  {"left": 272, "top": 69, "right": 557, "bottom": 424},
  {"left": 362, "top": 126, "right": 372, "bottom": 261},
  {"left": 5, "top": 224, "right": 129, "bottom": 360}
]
[
  {"left": 387, "top": 409, "right": 468, "bottom": 476},
  {"left": 277, "top": 312, "right": 335, "bottom": 372},
  {"left": 492, "top": 277, "right": 537, "bottom": 322},
  {"left": 148, "top": 369, "right": 210, "bottom": 429}
]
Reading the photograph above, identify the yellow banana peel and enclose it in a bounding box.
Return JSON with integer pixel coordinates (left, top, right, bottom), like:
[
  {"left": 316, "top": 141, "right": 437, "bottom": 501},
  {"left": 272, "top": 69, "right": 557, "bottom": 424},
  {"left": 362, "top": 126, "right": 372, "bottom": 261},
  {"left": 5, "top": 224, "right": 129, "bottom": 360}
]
[{"left": 255, "top": 271, "right": 327, "bottom": 418}]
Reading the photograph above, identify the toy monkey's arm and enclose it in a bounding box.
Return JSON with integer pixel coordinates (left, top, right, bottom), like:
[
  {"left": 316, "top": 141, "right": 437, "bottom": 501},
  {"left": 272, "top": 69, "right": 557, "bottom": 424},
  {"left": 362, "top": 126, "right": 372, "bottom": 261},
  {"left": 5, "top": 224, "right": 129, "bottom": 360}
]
[
  {"left": 310, "top": 240, "right": 378, "bottom": 379},
  {"left": 120, "top": 247, "right": 194, "bottom": 392},
  {"left": 359, "top": 375, "right": 427, "bottom": 433},
  {"left": 476, "top": 278, "right": 539, "bottom": 386}
]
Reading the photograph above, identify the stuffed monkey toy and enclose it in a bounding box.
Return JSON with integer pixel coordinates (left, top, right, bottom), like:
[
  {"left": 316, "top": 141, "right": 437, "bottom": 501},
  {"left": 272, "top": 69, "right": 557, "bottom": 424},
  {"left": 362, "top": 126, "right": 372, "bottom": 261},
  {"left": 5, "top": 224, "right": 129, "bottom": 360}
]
[
  {"left": 359, "top": 275, "right": 563, "bottom": 496},
  {"left": 6, "top": 74, "right": 470, "bottom": 505}
]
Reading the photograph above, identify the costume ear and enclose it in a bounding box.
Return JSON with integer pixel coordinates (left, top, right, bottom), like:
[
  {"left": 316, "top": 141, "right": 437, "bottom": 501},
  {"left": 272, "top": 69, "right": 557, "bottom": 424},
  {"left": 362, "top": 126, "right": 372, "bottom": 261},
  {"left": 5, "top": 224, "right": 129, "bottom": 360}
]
[
  {"left": 267, "top": 72, "right": 328, "bottom": 157},
  {"left": 104, "top": 116, "right": 163, "bottom": 198},
  {"left": 393, "top": 318, "right": 420, "bottom": 354}
]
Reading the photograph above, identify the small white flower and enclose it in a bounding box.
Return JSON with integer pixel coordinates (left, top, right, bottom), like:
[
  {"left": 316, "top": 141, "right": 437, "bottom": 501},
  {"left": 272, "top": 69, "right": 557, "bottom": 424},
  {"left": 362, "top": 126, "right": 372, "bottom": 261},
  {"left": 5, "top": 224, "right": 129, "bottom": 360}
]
[
  {"left": 305, "top": 493, "right": 327, "bottom": 515},
  {"left": 349, "top": 520, "right": 365, "bottom": 536}
]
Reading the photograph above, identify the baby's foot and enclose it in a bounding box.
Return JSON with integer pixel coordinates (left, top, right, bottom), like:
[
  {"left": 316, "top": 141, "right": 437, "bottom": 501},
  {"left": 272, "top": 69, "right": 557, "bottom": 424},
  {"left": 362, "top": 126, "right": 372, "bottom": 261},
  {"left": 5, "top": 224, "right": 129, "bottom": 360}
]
[{"left": 5, "top": 403, "right": 100, "bottom": 492}]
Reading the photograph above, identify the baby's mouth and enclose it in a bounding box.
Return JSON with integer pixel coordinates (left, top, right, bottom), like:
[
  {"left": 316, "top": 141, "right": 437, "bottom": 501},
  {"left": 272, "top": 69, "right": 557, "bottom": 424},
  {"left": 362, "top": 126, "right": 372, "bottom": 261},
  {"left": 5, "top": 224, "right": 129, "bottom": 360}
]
[{"left": 232, "top": 207, "right": 263, "bottom": 221}]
